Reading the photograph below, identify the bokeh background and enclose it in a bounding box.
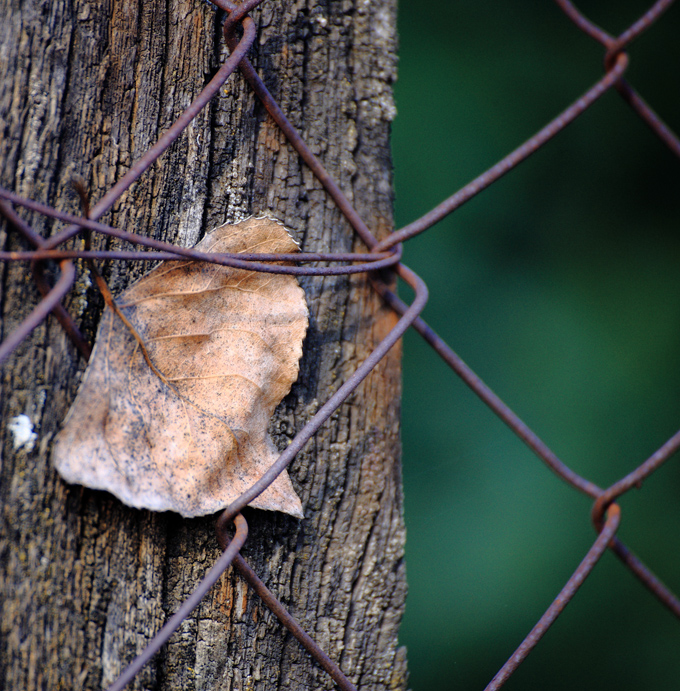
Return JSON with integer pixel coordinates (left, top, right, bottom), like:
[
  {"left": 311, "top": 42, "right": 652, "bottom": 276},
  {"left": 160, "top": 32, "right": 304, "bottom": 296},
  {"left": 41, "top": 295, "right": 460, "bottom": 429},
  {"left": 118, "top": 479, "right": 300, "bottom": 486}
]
[{"left": 392, "top": 1, "right": 680, "bottom": 689}]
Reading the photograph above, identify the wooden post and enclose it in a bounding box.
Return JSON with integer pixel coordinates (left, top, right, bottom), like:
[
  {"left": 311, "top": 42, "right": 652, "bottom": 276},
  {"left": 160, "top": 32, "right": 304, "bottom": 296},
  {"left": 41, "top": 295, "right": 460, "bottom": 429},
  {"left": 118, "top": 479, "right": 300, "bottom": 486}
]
[{"left": 0, "top": 0, "right": 406, "bottom": 688}]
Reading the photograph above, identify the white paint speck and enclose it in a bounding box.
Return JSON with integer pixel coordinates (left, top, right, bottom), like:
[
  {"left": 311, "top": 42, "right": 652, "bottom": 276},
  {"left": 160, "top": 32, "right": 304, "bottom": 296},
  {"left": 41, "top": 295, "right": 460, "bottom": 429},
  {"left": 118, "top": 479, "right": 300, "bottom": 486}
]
[{"left": 8, "top": 415, "right": 37, "bottom": 452}]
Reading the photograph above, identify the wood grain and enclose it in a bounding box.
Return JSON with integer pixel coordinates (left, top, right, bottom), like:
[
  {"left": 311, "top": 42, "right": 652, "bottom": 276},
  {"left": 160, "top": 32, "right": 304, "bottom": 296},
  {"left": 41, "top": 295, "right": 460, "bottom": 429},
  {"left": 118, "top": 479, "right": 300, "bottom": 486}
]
[{"left": 0, "top": 0, "right": 405, "bottom": 688}]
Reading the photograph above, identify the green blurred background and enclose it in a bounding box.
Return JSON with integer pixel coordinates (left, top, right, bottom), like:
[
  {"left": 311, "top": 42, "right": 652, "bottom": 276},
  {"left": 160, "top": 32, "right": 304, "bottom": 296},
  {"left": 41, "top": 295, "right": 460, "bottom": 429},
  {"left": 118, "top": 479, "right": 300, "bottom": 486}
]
[{"left": 392, "top": 1, "right": 680, "bottom": 689}]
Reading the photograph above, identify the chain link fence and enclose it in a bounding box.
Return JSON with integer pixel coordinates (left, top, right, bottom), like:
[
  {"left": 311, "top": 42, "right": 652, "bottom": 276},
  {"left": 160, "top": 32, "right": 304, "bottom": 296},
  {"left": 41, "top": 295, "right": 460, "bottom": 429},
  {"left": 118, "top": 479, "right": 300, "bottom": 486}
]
[{"left": 1, "top": 0, "right": 678, "bottom": 689}]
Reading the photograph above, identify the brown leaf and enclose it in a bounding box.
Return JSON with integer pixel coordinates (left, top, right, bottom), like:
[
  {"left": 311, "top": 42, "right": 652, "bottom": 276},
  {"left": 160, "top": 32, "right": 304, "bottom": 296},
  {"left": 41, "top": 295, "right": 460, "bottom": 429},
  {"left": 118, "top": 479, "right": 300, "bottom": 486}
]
[{"left": 53, "top": 217, "right": 308, "bottom": 518}]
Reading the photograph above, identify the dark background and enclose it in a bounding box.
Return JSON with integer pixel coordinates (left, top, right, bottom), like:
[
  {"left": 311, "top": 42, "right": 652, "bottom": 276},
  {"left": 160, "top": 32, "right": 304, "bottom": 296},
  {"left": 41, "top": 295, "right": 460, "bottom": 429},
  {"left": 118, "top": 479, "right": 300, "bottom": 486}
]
[{"left": 392, "top": 1, "right": 680, "bottom": 689}]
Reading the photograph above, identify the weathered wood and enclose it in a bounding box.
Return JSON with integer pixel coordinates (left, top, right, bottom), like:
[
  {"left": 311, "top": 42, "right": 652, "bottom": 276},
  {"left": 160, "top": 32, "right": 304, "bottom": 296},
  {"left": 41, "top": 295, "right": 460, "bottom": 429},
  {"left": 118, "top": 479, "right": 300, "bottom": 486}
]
[{"left": 0, "top": 0, "right": 406, "bottom": 689}]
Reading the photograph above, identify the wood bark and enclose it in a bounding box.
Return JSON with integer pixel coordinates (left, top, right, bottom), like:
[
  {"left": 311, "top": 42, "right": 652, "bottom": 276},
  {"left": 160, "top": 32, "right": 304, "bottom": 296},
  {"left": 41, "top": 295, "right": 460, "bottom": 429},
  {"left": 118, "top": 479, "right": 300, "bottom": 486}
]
[{"left": 0, "top": 0, "right": 406, "bottom": 690}]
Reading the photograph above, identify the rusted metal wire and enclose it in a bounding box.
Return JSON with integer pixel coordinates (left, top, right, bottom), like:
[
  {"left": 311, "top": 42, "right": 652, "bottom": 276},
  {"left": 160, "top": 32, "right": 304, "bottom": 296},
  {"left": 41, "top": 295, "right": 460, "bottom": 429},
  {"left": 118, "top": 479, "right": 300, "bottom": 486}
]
[
  {"left": 42, "top": 2, "right": 260, "bottom": 251},
  {"left": 592, "top": 428, "right": 680, "bottom": 530},
  {"left": 107, "top": 513, "right": 249, "bottom": 691},
  {"left": 556, "top": 0, "right": 680, "bottom": 155},
  {"left": 0, "top": 187, "right": 401, "bottom": 273},
  {"left": 375, "top": 51, "right": 630, "bottom": 251},
  {"left": 0, "top": 247, "right": 399, "bottom": 265},
  {"left": 230, "top": 552, "right": 357, "bottom": 691},
  {"left": 373, "top": 277, "right": 680, "bottom": 618},
  {"left": 1, "top": 0, "right": 679, "bottom": 689},
  {"left": 484, "top": 504, "right": 622, "bottom": 691},
  {"left": 0, "top": 199, "right": 92, "bottom": 360},
  {"left": 0, "top": 243, "right": 402, "bottom": 276},
  {"left": 0, "top": 259, "right": 76, "bottom": 366}
]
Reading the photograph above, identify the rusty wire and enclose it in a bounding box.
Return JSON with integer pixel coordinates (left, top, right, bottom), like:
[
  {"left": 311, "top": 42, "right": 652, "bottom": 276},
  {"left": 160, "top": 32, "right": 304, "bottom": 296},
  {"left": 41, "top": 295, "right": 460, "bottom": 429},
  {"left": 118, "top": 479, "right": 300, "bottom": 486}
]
[{"left": 1, "top": 0, "right": 679, "bottom": 689}]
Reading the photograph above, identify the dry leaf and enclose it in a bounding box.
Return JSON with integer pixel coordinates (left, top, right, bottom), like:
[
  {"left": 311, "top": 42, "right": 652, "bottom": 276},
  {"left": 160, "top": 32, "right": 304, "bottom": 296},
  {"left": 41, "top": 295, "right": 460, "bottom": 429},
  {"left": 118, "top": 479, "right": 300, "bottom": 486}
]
[{"left": 53, "top": 217, "right": 308, "bottom": 518}]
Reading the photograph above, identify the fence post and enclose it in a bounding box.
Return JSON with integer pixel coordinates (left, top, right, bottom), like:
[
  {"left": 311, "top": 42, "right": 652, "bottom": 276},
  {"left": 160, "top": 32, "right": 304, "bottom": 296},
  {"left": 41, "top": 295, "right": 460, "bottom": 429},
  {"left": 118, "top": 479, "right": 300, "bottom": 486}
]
[{"left": 0, "top": 0, "right": 407, "bottom": 688}]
